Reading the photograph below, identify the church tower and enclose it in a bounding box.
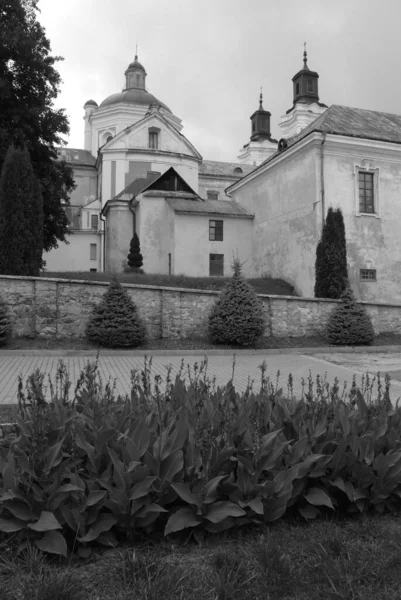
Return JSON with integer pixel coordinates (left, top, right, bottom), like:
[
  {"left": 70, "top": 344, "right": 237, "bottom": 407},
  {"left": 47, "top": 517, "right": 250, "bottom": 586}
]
[
  {"left": 279, "top": 46, "right": 327, "bottom": 139},
  {"left": 124, "top": 54, "right": 147, "bottom": 90},
  {"left": 238, "top": 91, "right": 277, "bottom": 166}
]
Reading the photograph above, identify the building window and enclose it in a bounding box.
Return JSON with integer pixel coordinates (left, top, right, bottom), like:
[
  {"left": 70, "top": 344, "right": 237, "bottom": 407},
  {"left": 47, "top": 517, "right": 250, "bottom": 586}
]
[
  {"left": 209, "top": 254, "right": 224, "bottom": 276},
  {"left": 91, "top": 214, "right": 99, "bottom": 229},
  {"left": 149, "top": 131, "right": 158, "bottom": 149},
  {"left": 168, "top": 253, "right": 171, "bottom": 275},
  {"left": 234, "top": 167, "right": 243, "bottom": 174},
  {"left": 307, "top": 79, "right": 313, "bottom": 92},
  {"left": 295, "top": 82, "right": 300, "bottom": 95},
  {"left": 106, "top": 135, "right": 112, "bottom": 143},
  {"left": 209, "top": 220, "right": 223, "bottom": 241},
  {"left": 90, "top": 244, "right": 97, "bottom": 260},
  {"left": 90, "top": 268, "right": 97, "bottom": 272},
  {"left": 207, "top": 191, "right": 219, "bottom": 200},
  {"left": 358, "top": 171, "right": 375, "bottom": 213},
  {"left": 360, "top": 269, "right": 377, "bottom": 281}
]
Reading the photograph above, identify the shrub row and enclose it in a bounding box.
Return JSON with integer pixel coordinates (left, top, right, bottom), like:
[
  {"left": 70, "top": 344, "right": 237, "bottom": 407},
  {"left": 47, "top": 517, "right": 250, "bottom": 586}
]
[{"left": 0, "top": 358, "right": 399, "bottom": 557}]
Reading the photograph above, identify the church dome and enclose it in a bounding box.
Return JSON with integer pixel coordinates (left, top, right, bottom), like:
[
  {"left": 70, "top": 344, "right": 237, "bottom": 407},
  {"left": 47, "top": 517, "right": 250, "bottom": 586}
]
[
  {"left": 127, "top": 56, "right": 146, "bottom": 73},
  {"left": 99, "top": 88, "right": 172, "bottom": 113}
]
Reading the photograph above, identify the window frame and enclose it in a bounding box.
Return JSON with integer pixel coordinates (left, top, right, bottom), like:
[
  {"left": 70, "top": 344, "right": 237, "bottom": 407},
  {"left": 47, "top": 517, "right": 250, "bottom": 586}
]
[
  {"left": 209, "top": 253, "right": 224, "bottom": 277},
  {"left": 148, "top": 127, "right": 160, "bottom": 150},
  {"left": 355, "top": 163, "right": 380, "bottom": 218},
  {"left": 90, "top": 244, "right": 97, "bottom": 261},
  {"left": 90, "top": 214, "right": 99, "bottom": 230},
  {"left": 207, "top": 190, "right": 219, "bottom": 201},
  {"left": 209, "top": 219, "right": 223, "bottom": 241},
  {"left": 360, "top": 268, "right": 377, "bottom": 282}
]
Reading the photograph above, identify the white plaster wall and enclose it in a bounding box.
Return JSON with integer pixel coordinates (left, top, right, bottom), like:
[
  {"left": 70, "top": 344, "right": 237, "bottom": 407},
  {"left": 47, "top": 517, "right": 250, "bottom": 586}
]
[
  {"left": 229, "top": 139, "right": 321, "bottom": 294},
  {"left": 137, "top": 196, "right": 173, "bottom": 274},
  {"left": 322, "top": 139, "right": 401, "bottom": 302},
  {"left": 44, "top": 232, "right": 102, "bottom": 272},
  {"left": 173, "top": 214, "right": 253, "bottom": 277}
]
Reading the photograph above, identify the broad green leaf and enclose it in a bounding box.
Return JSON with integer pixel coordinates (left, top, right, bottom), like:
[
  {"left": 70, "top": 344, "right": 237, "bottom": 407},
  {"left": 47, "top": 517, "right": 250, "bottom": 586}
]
[
  {"left": 28, "top": 511, "right": 62, "bottom": 532},
  {"left": 4, "top": 502, "right": 34, "bottom": 521},
  {"left": 2, "top": 457, "right": 14, "bottom": 491},
  {"left": 96, "top": 531, "right": 119, "bottom": 547},
  {"left": 338, "top": 404, "right": 350, "bottom": 437},
  {"left": 108, "top": 447, "right": 126, "bottom": 490},
  {"left": 159, "top": 449, "right": 183, "bottom": 484},
  {"left": 356, "top": 390, "right": 368, "bottom": 416},
  {"left": 260, "top": 429, "right": 283, "bottom": 453},
  {"left": 373, "top": 453, "right": 391, "bottom": 478},
  {"left": 78, "top": 514, "right": 117, "bottom": 543},
  {"left": 35, "top": 531, "right": 67, "bottom": 557},
  {"left": 136, "top": 503, "right": 168, "bottom": 518},
  {"left": 246, "top": 498, "right": 264, "bottom": 515},
  {"left": 330, "top": 477, "right": 346, "bottom": 493},
  {"left": 305, "top": 488, "right": 334, "bottom": 510},
  {"left": 264, "top": 495, "right": 288, "bottom": 522},
  {"left": 86, "top": 490, "right": 107, "bottom": 507},
  {"left": 205, "top": 501, "right": 246, "bottom": 524},
  {"left": 165, "top": 507, "right": 201, "bottom": 535},
  {"left": 0, "top": 517, "right": 24, "bottom": 532},
  {"left": 171, "top": 483, "right": 201, "bottom": 508},
  {"left": 129, "top": 476, "right": 157, "bottom": 500},
  {"left": 127, "top": 461, "right": 142, "bottom": 473},
  {"left": 56, "top": 484, "right": 82, "bottom": 494},
  {"left": 299, "top": 505, "right": 320, "bottom": 519},
  {"left": 45, "top": 438, "right": 65, "bottom": 473},
  {"left": 203, "top": 476, "right": 227, "bottom": 504}
]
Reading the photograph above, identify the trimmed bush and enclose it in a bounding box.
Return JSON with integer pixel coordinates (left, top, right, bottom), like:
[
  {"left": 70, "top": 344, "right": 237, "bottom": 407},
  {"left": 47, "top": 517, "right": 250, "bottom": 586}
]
[
  {"left": 208, "top": 259, "right": 265, "bottom": 346},
  {"left": 0, "top": 296, "right": 11, "bottom": 346},
  {"left": 85, "top": 276, "right": 146, "bottom": 347},
  {"left": 127, "top": 233, "right": 143, "bottom": 270},
  {"left": 327, "top": 282, "right": 375, "bottom": 345},
  {"left": 314, "top": 207, "right": 348, "bottom": 299}
]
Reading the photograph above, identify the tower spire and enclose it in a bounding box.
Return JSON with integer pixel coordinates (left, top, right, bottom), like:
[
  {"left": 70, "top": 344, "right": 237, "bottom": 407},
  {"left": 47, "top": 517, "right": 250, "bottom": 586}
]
[
  {"left": 303, "top": 41, "right": 307, "bottom": 68},
  {"left": 259, "top": 86, "right": 263, "bottom": 110},
  {"left": 135, "top": 43, "right": 138, "bottom": 59}
]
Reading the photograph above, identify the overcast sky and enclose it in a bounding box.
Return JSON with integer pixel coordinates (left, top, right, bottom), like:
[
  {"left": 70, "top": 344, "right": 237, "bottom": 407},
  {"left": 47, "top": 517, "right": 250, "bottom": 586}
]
[{"left": 37, "top": 0, "right": 401, "bottom": 162}]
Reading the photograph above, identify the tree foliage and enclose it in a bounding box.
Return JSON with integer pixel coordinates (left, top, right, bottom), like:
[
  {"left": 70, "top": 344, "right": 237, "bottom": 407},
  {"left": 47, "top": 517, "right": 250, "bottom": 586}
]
[
  {"left": 127, "top": 233, "right": 144, "bottom": 269},
  {"left": 0, "top": 145, "right": 43, "bottom": 275},
  {"left": 0, "top": 296, "right": 11, "bottom": 346},
  {"left": 0, "top": 0, "right": 75, "bottom": 254},
  {"left": 208, "top": 259, "right": 265, "bottom": 346},
  {"left": 327, "top": 282, "right": 375, "bottom": 346},
  {"left": 86, "top": 277, "right": 146, "bottom": 348},
  {"left": 314, "top": 207, "right": 348, "bottom": 299}
]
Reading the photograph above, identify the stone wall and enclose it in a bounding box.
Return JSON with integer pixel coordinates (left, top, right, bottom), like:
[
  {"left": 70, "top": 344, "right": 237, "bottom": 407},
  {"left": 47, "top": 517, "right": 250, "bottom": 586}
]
[{"left": 0, "top": 275, "right": 401, "bottom": 340}]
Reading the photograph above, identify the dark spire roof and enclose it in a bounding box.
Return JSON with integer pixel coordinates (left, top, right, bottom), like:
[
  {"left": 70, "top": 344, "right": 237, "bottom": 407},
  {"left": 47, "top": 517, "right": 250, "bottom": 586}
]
[
  {"left": 249, "top": 89, "right": 274, "bottom": 142},
  {"left": 127, "top": 54, "right": 147, "bottom": 74},
  {"left": 290, "top": 46, "right": 321, "bottom": 107}
]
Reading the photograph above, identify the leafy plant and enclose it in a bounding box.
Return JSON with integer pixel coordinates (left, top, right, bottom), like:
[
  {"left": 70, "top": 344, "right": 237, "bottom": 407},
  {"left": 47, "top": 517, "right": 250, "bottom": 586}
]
[
  {"left": 85, "top": 276, "right": 146, "bottom": 347},
  {"left": 208, "top": 258, "right": 265, "bottom": 346},
  {"left": 327, "top": 282, "right": 375, "bottom": 346}
]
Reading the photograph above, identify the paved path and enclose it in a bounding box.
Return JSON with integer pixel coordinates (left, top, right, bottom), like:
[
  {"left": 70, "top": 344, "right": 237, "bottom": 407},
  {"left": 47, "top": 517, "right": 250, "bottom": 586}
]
[{"left": 1, "top": 352, "right": 401, "bottom": 405}]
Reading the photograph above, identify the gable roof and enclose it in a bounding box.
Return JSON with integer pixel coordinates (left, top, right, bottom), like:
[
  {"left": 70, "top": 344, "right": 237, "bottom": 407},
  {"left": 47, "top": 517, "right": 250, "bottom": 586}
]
[
  {"left": 102, "top": 109, "right": 202, "bottom": 161},
  {"left": 226, "top": 104, "right": 401, "bottom": 193},
  {"left": 115, "top": 173, "right": 160, "bottom": 200},
  {"left": 166, "top": 197, "right": 254, "bottom": 218},
  {"left": 115, "top": 167, "right": 198, "bottom": 201},
  {"left": 56, "top": 148, "right": 97, "bottom": 167},
  {"left": 200, "top": 160, "right": 255, "bottom": 178}
]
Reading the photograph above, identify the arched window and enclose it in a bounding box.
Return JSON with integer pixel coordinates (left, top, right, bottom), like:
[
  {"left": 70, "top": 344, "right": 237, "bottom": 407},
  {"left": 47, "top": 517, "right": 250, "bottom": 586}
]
[
  {"left": 106, "top": 135, "right": 112, "bottom": 143},
  {"left": 234, "top": 167, "right": 243, "bottom": 174}
]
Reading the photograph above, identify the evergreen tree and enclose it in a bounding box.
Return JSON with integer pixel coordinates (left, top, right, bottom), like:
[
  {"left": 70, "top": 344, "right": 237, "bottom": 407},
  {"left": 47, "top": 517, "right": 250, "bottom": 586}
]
[
  {"left": 314, "top": 207, "right": 348, "bottom": 299},
  {"left": 0, "top": 297, "right": 11, "bottom": 347},
  {"left": 327, "top": 281, "right": 375, "bottom": 346},
  {"left": 0, "top": 0, "right": 75, "bottom": 254},
  {"left": 86, "top": 277, "right": 146, "bottom": 348},
  {"left": 0, "top": 145, "right": 43, "bottom": 275},
  {"left": 127, "top": 233, "right": 144, "bottom": 269},
  {"left": 208, "top": 259, "right": 265, "bottom": 346}
]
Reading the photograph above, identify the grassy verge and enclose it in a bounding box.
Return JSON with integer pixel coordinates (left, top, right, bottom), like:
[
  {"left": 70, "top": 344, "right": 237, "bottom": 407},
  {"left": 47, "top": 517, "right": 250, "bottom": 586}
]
[
  {"left": 39, "top": 271, "right": 298, "bottom": 296},
  {"left": 1, "top": 514, "right": 401, "bottom": 599},
  {"left": 4, "top": 332, "right": 401, "bottom": 351}
]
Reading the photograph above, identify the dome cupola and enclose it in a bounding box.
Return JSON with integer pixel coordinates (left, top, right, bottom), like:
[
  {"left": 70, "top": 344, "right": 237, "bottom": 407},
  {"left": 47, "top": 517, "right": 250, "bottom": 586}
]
[
  {"left": 125, "top": 54, "right": 147, "bottom": 90},
  {"left": 291, "top": 44, "right": 320, "bottom": 106}
]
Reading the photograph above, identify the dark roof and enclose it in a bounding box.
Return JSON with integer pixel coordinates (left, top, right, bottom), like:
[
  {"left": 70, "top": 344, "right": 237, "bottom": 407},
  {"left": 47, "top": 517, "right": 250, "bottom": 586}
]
[
  {"left": 126, "top": 55, "right": 146, "bottom": 73},
  {"left": 115, "top": 174, "right": 160, "bottom": 199},
  {"left": 199, "top": 160, "right": 255, "bottom": 178},
  {"left": 166, "top": 197, "right": 254, "bottom": 218},
  {"left": 84, "top": 99, "right": 98, "bottom": 107},
  {"left": 56, "top": 148, "right": 96, "bottom": 167},
  {"left": 99, "top": 88, "right": 171, "bottom": 112},
  {"left": 227, "top": 104, "right": 401, "bottom": 193}
]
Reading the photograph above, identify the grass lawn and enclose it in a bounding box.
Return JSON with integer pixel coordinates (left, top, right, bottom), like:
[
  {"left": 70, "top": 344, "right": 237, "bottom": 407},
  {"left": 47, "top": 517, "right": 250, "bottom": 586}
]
[
  {"left": 39, "top": 271, "right": 298, "bottom": 296},
  {"left": 4, "top": 332, "right": 401, "bottom": 351},
  {"left": 1, "top": 513, "right": 400, "bottom": 599}
]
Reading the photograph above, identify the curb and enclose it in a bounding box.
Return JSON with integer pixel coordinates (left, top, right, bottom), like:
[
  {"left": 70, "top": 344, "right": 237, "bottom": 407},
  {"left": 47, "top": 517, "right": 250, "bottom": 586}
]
[{"left": 0, "top": 345, "right": 400, "bottom": 357}]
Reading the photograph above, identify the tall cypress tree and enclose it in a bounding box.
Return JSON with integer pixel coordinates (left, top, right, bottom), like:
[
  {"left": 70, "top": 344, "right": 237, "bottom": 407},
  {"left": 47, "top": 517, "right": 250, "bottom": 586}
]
[
  {"left": 127, "top": 233, "right": 144, "bottom": 270},
  {"left": 0, "top": 145, "right": 44, "bottom": 275},
  {"left": 314, "top": 207, "right": 348, "bottom": 299}
]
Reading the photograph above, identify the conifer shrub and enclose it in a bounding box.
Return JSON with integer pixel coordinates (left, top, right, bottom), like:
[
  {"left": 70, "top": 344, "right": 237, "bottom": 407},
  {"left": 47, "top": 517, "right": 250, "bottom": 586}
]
[
  {"left": 85, "top": 277, "right": 146, "bottom": 347},
  {"left": 314, "top": 207, "right": 348, "bottom": 299},
  {"left": 0, "top": 296, "right": 11, "bottom": 346},
  {"left": 127, "top": 233, "right": 144, "bottom": 271},
  {"left": 208, "top": 259, "right": 265, "bottom": 346},
  {"left": 327, "top": 282, "right": 375, "bottom": 346}
]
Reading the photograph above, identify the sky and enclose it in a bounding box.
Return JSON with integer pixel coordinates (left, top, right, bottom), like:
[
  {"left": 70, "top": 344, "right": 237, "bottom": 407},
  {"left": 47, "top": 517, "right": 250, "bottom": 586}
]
[{"left": 37, "top": 0, "right": 401, "bottom": 162}]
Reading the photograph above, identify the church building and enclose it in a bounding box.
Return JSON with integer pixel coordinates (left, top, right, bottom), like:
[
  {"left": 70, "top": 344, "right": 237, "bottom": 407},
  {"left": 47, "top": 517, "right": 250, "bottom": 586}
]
[{"left": 46, "top": 50, "right": 401, "bottom": 303}]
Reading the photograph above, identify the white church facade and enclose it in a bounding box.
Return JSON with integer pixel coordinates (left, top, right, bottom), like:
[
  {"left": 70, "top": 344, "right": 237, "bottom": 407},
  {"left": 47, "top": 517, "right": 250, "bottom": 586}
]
[{"left": 46, "top": 51, "right": 401, "bottom": 303}]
